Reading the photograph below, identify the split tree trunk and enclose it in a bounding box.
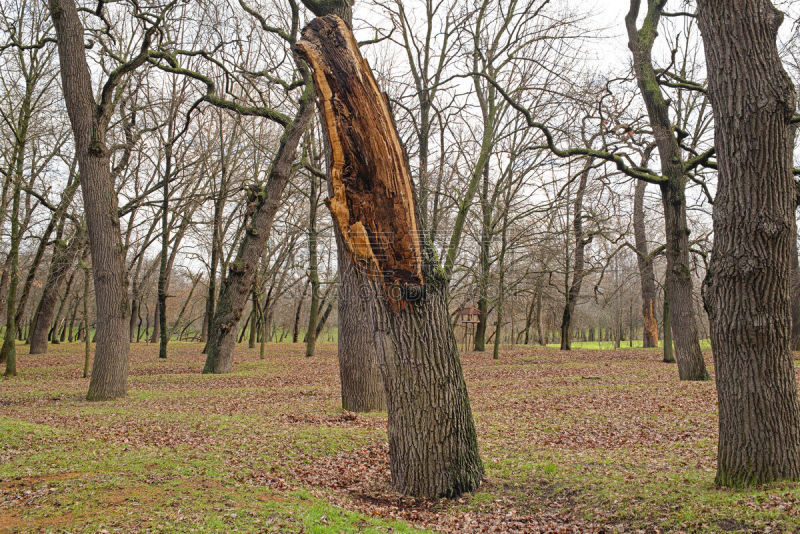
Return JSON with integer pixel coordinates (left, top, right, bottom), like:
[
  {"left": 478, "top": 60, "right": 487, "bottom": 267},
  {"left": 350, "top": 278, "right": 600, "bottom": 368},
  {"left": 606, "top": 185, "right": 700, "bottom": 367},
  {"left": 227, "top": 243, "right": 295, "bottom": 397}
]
[
  {"left": 698, "top": 0, "right": 800, "bottom": 487},
  {"left": 311, "top": 4, "right": 387, "bottom": 412},
  {"left": 296, "top": 15, "right": 483, "bottom": 498},
  {"left": 49, "top": 0, "right": 130, "bottom": 400}
]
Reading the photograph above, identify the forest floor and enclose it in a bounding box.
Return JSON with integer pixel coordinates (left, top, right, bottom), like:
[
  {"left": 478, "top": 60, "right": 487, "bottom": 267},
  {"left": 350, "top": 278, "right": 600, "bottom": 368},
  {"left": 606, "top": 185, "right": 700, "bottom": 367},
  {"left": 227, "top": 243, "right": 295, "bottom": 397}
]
[{"left": 1, "top": 342, "right": 799, "bottom": 533}]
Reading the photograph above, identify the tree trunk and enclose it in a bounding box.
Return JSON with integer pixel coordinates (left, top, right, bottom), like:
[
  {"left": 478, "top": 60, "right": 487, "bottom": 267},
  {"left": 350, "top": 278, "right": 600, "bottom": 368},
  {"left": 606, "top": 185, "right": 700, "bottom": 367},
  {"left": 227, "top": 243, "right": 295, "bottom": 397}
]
[
  {"left": 560, "top": 163, "right": 591, "bottom": 350},
  {"left": 698, "top": 0, "right": 800, "bottom": 487},
  {"left": 336, "top": 233, "right": 386, "bottom": 412},
  {"left": 314, "top": 300, "right": 333, "bottom": 340},
  {"left": 492, "top": 210, "right": 508, "bottom": 360},
  {"left": 663, "top": 291, "right": 674, "bottom": 363},
  {"left": 249, "top": 289, "right": 258, "bottom": 349},
  {"left": 82, "top": 268, "right": 90, "bottom": 378},
  {"left": 304, "top": 173, "right": 320, "bottom": 357},
  {"left": 536, "top": 287, "right": 545, "bottom": 345},
  {"left": 202, "top": 86, "right": 315, "bottom": 373},
  {"left": 292, "top": 280, "right": 309, "bottom": 343},
  {"left": 49, "top": 0, "right": 131, "bottom": 400},
  {"left": 296, "top": 15, "right": 483, "bottom": 497},
  {"left": 150, "top": 302, "right": 161, "bottom": 344},
  {"left": 474, "top": 163, "right": 491, "bottom": 352},
  {"left": 790, "top": 216, "right": 800, "bottom": 350},
  {"left": 67, "top": 295, "right": 79, "bottom": 342},
  {"left": 1, "top": 157, "right": 20, "bottom": 377},
  {"left": 634, "top": 180, "right": 658, "bottom": 347},
  {"left": 129, "top": 296, "right": 139, "bottom": 343},
  {"left": 29, "top": 229, "right": 83, "bottom": 354},
  {"left": 51, "top": 268, "right": 76, "bottom": 343},
  {"left": 522, "top": 294, "right": 535, "bottom": 345},
  {"left": 0, "top": 258, "right": 9, "bottom": 330},
  {"left": 157, "top": 163, "right": 169, "bottom": 359},
  {"left": 625, "top": 1, "right": 708, "bottom": 380}
]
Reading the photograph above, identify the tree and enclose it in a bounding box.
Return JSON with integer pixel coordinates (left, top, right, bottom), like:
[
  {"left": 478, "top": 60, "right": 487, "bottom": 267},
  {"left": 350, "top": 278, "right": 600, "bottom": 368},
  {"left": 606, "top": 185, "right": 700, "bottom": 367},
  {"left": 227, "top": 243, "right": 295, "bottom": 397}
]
[
  {"left": 624, "top": 0, "right": 708, "bottom": 380},
  {"left": 296, "top": 15, "right": 483, "bottom": 497},
  {"left": 560, "top": 159, "right": 593, "bottom": 350},
  {"left": 0, "top": 0, "right": 61, "bottom": 373},
  {"left": 633, "top": 179, "right": 659, "bottom": 348},
  {"left": 193, "top": 0, "right": 316, "bottom": 374},
  {"left": 698, "top": 0, "right": 800, "bottom": 487},
  {"left": 47, "top": 0, "right": 162, "bottom": 399}
]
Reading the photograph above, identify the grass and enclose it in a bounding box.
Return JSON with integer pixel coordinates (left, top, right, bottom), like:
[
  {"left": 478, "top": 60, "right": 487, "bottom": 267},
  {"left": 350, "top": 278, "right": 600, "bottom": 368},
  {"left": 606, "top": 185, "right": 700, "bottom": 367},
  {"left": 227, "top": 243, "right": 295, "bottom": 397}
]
[
  {"left": 544, "top": 339, "right": 713, "bottom": 351},
  {"left": 1, "top": 341, "right": 798, "bottom": 532}
]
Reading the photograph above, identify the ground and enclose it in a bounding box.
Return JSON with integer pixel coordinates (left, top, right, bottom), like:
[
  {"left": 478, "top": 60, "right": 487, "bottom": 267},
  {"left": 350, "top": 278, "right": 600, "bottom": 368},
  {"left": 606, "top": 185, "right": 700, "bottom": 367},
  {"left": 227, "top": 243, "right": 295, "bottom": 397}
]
[{"left": 1, "top": 342, "right": 799, "bottom": 533}]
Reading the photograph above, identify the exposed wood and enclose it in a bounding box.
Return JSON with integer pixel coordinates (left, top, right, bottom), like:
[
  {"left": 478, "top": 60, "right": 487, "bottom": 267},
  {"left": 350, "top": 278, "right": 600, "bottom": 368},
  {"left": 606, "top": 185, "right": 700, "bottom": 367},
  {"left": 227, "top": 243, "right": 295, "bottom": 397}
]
[
  {"left": 296, "top": 14, "right": 482, "bottom": 498},
  {"left": 296, "top": 18, "right": 423, "bottom": 306}
]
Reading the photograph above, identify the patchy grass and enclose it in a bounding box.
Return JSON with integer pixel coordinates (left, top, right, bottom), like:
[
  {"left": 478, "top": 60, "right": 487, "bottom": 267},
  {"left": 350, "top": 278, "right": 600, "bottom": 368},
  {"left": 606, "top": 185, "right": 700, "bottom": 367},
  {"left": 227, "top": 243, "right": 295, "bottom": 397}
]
[
  {"left": 1, "top": 341, "right": 798, "bottom": 532},
  {"left": 544, "top": 339, "right": 713, "bottom": 351}
]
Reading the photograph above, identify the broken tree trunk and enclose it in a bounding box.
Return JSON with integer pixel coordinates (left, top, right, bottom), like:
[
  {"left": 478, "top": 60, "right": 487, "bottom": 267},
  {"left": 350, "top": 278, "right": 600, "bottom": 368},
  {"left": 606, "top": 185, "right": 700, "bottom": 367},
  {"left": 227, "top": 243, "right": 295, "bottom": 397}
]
[{"left": 296, "top": 15, "right": 483, "bottom": 498}]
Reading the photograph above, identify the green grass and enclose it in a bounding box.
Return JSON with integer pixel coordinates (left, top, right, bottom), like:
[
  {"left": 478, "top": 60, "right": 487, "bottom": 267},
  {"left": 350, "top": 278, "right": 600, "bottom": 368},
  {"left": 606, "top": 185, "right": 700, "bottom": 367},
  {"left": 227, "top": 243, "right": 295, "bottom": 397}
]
[
  {"left": 1, "top": 341, "right": 797, "bottom": 532},
  {"left": 544, "top": 338, "right": 713, "bottom": 351}
]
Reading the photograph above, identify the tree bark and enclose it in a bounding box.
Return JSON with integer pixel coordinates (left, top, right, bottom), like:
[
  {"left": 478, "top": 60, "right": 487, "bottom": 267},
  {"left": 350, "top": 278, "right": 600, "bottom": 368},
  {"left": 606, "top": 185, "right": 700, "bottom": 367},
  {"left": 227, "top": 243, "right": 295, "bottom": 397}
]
[
  {"left": 52, "top": 268, "right": 77, "bottom": 343},
  {"left": 698, "top": 0, "right": 800, "bottom": 487},
  {"left": 625, "top": 0, "right": 708, "bottom": 380},
  {"left": 296, "top": 15, "right": 483, "bottom": 497},
  {"left": 336, "top": 233, "right": 386, "bottom": 412},
  {"left": 634, "top": 179, "right": 658, "bottom": 348},
  {"left": 790, "top": 215, "right": 800, "bottom": 350},
  {"left": 49, "top": 0, "right": 131, "bottom": 400}
]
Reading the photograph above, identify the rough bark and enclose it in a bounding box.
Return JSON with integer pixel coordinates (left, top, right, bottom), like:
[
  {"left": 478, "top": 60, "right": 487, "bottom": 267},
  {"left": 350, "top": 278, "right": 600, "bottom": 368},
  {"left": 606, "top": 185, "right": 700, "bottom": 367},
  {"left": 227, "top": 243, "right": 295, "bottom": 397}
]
[
  {"left": 791, "top": 217, "right": 800, "bottom": 350},
  {"left": 336, "top": 233, "right": 386, "bottom": 412},
  {"left": 634, "top": 179, "right": 658, "bottom": 348},
  {"left": 698, "top": 0, "right": 800, "bottom": 487},
  {"left": 49, "top": 0, "right": 131, "bottom": 400},
  {"left": 625, "top": 0, "right": 708, "bottom": 380},
  {"left": 296, "top": 15, "right": 483, "bottom": 497},
  {"left": 1, "top": 156, "right": 20, "bottom": 376},
  {"left": 202, "top": 88, "right": 315, "bottom": 373}
]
